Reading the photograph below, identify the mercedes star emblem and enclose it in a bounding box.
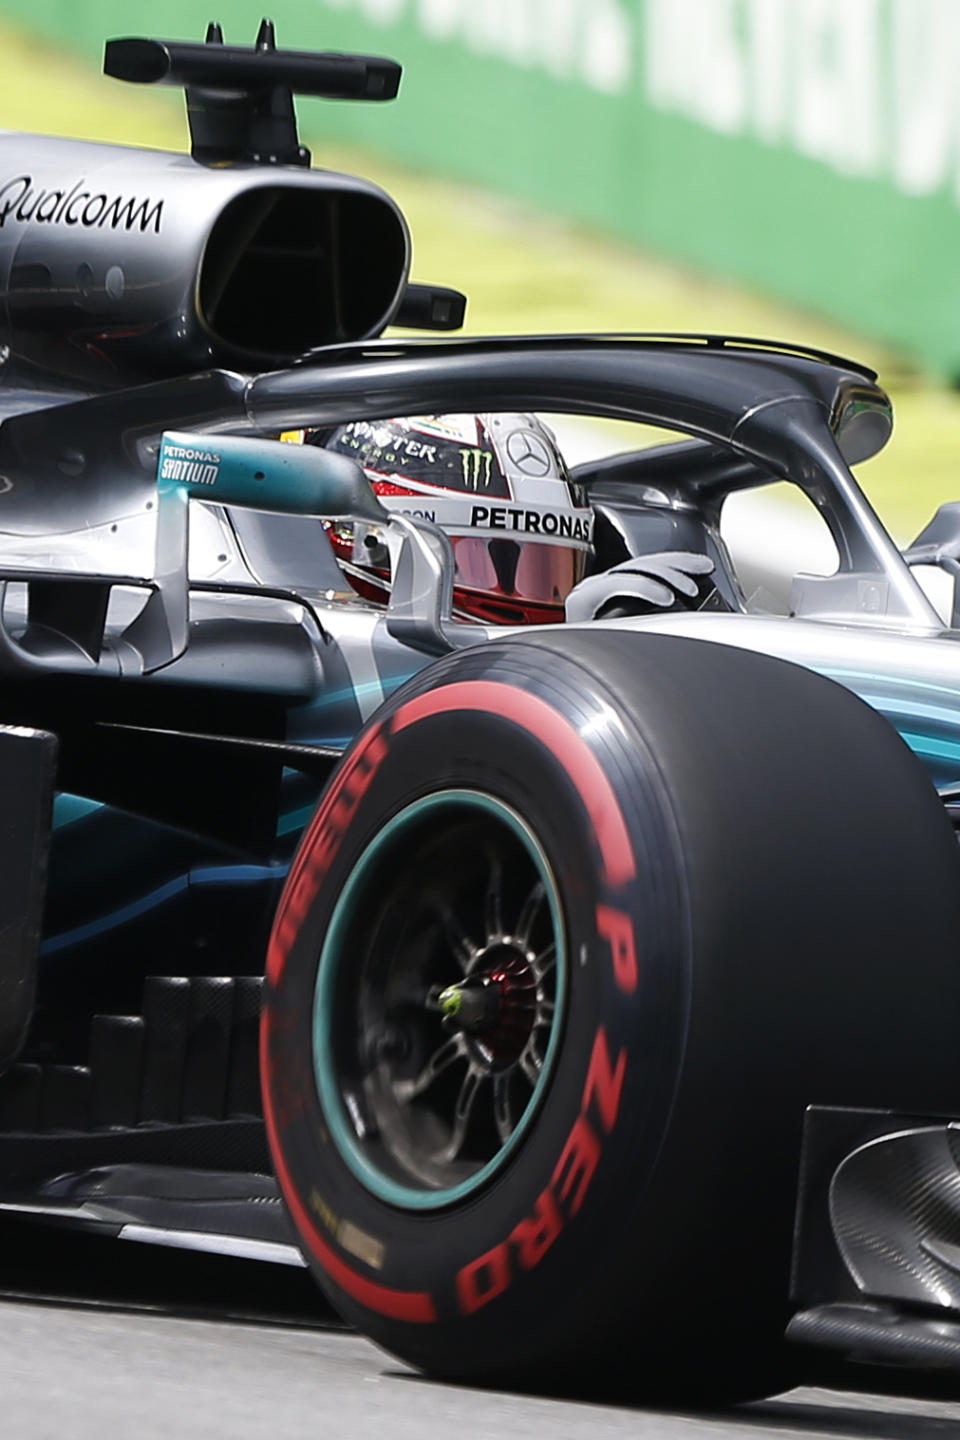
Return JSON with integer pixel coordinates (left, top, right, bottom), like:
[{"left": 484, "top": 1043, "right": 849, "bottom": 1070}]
[{"left": 506, "top": 429, "right": 553, "bottom": 476}]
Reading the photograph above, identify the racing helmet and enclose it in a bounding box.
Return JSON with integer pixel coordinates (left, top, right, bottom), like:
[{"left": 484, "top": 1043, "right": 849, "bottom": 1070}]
[{"left": 321, "top": 413, "right": 593, "bottom": 624}]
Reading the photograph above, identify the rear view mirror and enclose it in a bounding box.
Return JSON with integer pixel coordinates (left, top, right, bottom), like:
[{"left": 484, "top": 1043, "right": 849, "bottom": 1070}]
[
  {"left": 157, "top": 431, "right": 387, "bottom": 520},
  {"left": 904, "top": 502, "right": 960, "bottom": 565},
  {"left": 903, "top": 502, "right": 960, "bottom": 628}
]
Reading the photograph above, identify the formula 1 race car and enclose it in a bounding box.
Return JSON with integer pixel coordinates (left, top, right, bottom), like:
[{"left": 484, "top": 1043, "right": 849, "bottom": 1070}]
[{"left": 2, "top": 21, "right": 960, "bottom": 1405}]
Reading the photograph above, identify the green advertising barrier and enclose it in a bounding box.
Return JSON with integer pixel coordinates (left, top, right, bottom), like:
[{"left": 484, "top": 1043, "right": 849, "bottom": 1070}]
[{"left": 3, "top": 0, "right": 960, "bottom": 377}]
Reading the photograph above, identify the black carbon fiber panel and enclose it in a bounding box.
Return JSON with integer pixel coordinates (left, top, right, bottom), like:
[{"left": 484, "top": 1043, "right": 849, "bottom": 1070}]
[
  {"left": 0, "top": 1063, "right": 42, "bottom": 1131},
  {"left": 40, "top": 1064, "right": 91, "bottom": 1132},
  {"left": 226, "top": 976, "right": 262, "bottom": 1118},
  {"left": 181, "top": 978, "right": 235, "bottom": 1121},
  {"left": 10, "top": 1162, "right": 296, "bottom": 1248},
  {"left": 90, "top": 1016, "right": 145, "bottom": 1129},
  {"left": 830, "top": 1125, "right": 960, "bottom": 1309},
  {"left": 140, "top": 976, "right": 191, "bottom": 1124},
  {"left": 788, "top": 1301, "right": 960, "bottom": 1368},
  {"left": 0, "top": 975, "right": 268, "bottom": 1180},
  {"left": 0, "top": 1118, "right": 269, "bottom": 1181}
]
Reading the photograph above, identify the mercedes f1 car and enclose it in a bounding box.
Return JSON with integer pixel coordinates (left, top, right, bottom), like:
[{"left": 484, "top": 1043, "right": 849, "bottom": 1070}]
[{"left": 2, "top": 21, "right": 960, "bottom": 1404}]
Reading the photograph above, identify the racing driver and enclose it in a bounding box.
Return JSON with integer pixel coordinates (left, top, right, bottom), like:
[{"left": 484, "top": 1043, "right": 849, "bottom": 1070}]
[{"left": 309, "top": 412, "right": 715, "bottom": 624}]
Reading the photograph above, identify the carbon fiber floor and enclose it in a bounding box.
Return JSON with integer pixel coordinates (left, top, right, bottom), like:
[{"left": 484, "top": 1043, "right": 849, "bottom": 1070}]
[{"left": 3, "top": 1225, "right": 960, "bottom": 1438}]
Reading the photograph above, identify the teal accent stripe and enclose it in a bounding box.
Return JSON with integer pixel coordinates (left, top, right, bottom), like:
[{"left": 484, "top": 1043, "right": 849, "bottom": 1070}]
[
  {"left": 853, "top": 694, "right": 960, "bottom": 729},
  {"left": 825, "top": 668, "right": 960, "bottom": 700},
  {"left": 277, "top": 804, "right": 317, "bottom": 837},
  {"left": 814, "top": 668, "right": 960, "bottom": 788},
  {"left": 898, "top": 731, "right": 960, "bottom": 765},
  {"left": 53, "top": 794, "right": 103, "bottom": 828}
]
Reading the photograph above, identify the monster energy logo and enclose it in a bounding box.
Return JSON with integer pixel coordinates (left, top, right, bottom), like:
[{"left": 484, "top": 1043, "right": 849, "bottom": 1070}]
[{"left": 460, "top": 448, "right": 493, "bottom": 490}]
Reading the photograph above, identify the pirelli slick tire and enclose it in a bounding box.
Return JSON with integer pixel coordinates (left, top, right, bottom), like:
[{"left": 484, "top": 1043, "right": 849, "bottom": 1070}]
[{"left": 261, "top": 630, "right": 960, "bottom": 1400}]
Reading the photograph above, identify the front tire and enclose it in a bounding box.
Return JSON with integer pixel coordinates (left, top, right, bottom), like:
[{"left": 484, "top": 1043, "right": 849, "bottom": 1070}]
[{"left": 262, "top": 631, "right": 960, "bottom": 1398}]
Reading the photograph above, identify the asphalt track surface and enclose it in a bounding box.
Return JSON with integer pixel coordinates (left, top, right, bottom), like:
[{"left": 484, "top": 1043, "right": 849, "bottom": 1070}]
[{"left": 4, "top": 1228, "right": 960, "bottom": 1439}]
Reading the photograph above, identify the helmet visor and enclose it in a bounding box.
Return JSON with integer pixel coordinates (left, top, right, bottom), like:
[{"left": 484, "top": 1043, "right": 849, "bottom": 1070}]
[{"left": 452, "top": 537, "right": 587, "bottom": 606}]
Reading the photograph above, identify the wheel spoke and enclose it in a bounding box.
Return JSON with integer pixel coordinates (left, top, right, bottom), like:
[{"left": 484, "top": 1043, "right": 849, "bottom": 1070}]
[
  {"left": 519, "top": 1047, "right": 542, "bottom": 1089},
  {"left": 515, "top": 880, "right": 545, "bottom": 944},
  {"left": 535, "top": 997, "right": 555, "bottom": 1026},
  {"left": 531, "top": 942, "right": 556, "bottom": 981},
  {"left": 493, "top": 1073, "right": 514, "bottom": 1145},
  {"left": 441, "top": 1064, "right": 484, "bottom": 1161},
  {"left": 393, "top": 1032, "right": 468, "bottom": 1102},
  {"left": 483, "top": 853, "right": 504, "bottom": 942},
  {"left": 426, "top": 894, "right": 478, "bottom": 974}
]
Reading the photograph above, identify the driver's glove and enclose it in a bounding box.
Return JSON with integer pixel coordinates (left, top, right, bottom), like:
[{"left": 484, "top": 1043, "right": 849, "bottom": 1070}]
[{"left": 565, "top": 551, "right": 715, "bottom": 623}]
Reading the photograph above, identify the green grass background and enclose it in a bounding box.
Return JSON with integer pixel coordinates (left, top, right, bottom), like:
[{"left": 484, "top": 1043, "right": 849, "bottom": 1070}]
[{"left": 3, "top": 23, "right": 960, "bottom": 541}]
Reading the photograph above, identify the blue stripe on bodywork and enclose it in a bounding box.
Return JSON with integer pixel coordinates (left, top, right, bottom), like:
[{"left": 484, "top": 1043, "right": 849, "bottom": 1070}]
[
  {"left": 42, "top": 874, "right": 190, "bottom": 954},
  {"left": 41, "top": 862, "right": 288, "bottom": 956}
]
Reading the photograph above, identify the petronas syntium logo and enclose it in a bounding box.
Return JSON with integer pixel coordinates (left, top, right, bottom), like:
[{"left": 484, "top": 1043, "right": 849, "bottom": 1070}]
[{"left": 460, "top": 448, "right": 493, "bottom": 489}]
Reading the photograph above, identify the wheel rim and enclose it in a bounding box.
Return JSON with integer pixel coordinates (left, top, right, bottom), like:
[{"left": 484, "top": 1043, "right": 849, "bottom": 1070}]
[{"left": 312, "top": 790, "right": 567, "bottom": 1210}]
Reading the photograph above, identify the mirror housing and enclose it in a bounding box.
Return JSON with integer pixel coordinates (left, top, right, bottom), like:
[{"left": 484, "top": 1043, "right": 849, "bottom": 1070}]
[
  {"left": 158, "top": 432, "right": 387, "bottom": 519},
  {"left": 902, "top": 502, "right": 960, "bottom": 628}
]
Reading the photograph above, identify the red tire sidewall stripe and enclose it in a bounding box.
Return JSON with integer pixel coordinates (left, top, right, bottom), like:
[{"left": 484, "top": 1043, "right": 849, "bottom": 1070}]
[{"left": 391, "top": 680, "right": 636, "bottom": 886}]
